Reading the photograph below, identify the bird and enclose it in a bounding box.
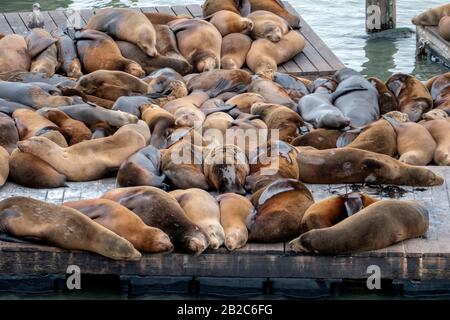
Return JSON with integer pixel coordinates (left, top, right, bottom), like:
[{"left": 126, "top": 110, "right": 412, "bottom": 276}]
[{"left": 27, "top": 3, "right": 45, "bottom": 29}]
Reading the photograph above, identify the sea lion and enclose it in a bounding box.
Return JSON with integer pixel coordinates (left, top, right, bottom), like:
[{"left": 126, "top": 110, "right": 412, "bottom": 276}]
[
  {"left": 27, "top": 29, "right": 59, "bottom": 77},
  {"left": 338, "top": 119, "right": 397, "bottom": 157},
  {"left": 439, "top": 16, "right": 450, "bottom": 41},
  {"left": 117, "top": 24, "right": 192, "bottom": 75},
  {"left": 368, "top": 76, "right": 398, "bottom": 115},
  {"left": 251, "top": 102, "right": 303, "bottom": 142},
  {"left": 26, "top": 28, "right": 56, "bottom": 59},
  {"left": 75, "top": 29, "right": 145, "bottom": 78},
  {"left": 274, "top": 73, "right": 310, "bottom": 103},
  {"left": 202, "top": 0, "right": 248, "bottom": 16},
  {"left": 145, "top": 68, "right": 185, "bottom": 94},
  {"left": 12, "top": 109, "right": 58, "bottom": 140},
  {"left": 117, "top": 145, "right": 166, "bottom": 188},
  {"left": 204, "top": 144, "right": 250, "bottom": 194},
  {"left": 143, "top": 12, "right": 190, "bottom": 25},
  {"left": 0, "top": 197, "right": 141, "bottom": 261},
  {"left": 246, "top": 30, "right": 305, "bottom": 80},
  {"left": 226, "top": 93, "right": 266, "bottom": 114},
  {"left": 163, "top": 91, "right": 210, "bottom": 115},
  {"left": 332, "top": 68, "right": 380, "bottom": 127},
  {"left": 291, "top": 128, "right": 341, "bottom": 150},
  {"left": 412, "top": 3, "right": 450, "bottom": 26},
  {"left": 203, "top": 112, "right": 234, "bottom": 139},
  {"left": 248, "top": 179, "right": 314, "bottom": 242},
  {"left": 217, "top": 193, "right": 254, "bottom": 251},
  {"left": 298, "top": 93, "right": 351, "bottom": 129},
  {"left": 75, "top": 70, "right": 148, "bottom": 101},
  {"left": 205, "top": 10, "right": 254, "bottom": 36},
  {"left": 17, "top": 122, "right": 149, "bottom": 181},
  {"left": 248, "top": 0, "right": 301, "bottom": 28},
  {"left": 422, "top": 119, "right": 450, "bottom": 166},
  {"left": 161, "top": 140, "right": 209, "bottom": 190},
  {"left": 0, "top": 35, "right": 30, "bottom": 73},
  {"left": 111, "top": 96, "right": 153, "bottom": 118},
  {"left": 383, "top": 115, "right": 435, "bottom": 166},
  {"left": 313, "top": 76, "right": 338, "bottom": 93},
  {"left": 0, "top": 99, "right": 33, "bottom": 115},
  {"left": 169, "top": 19, "right": 222, "bottom": 72},
  {"left": 56, "top": 33, "right": 83, "bottom": 78},
  {"left": 428, "top": 72, "right": 450, "bottom": 115},
  {"left": 39, "top": 109, "right": 92, "bottom": 145},
  {"left": 0, "top": 146, "right": 8, "bottom": 186},
  {"left": 170, "top": 188, "right": 225, "bottom": 249},
  {"left": 0, "top": 81, "right": 73, "bottom": 109},
  {"left": 221, "top": 33, "right": 253, "bottom": 70},
  {"left": 0, "top": 113, "right": 19, "bottom": 153},
  {"left": 85, "top": 8, "right": 157, "bottom": 57},
  {"left": 45, "top": 104, "right": 138, "bottom": 128},
  {"left": 386, "top": 73, "right": 433, "bottom": 122},
  {"left": 64, "top": 199, "right": 173, "bottom": 253},
  {"left": 290, "top": 200, "right": 429, "bottom": 254},
  {"left": 248, "top": 10, "right": 289, "bottom": 42},
  {"left": 300, "top": 192, "right": 379, "bottom": 233},
  {"left": 187, "top": 69, "right": 252, "bottom": 93},
  {"left": 296, "top": 146, "right": 443, "bottom": 186},
  {"left": 101, "top": 186, "right": 209, "bottom": 254},
  {"left": 91, "top": 121, "right": 115, "bottom": 139},
  {"left": 247, "top": 77, "right": 296, "bottom": 108},
  {"left": 423, "top": 109, "right": 448, "bottom": 121},
  {"left": 141, "top": 104, "right": 175, "bottom": 149}
]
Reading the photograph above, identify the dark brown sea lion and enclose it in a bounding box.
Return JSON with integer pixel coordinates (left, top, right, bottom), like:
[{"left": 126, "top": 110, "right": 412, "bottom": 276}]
[
  {"left": 0, "top": 113, "right": 19, "bottom": 153},
  {"left": 56, "top": 33, "right": 83, "bottom": 78},
  {"left": 368, "top": 76, "right": 398, "bottom": 115},
  {"left": 75, "top": 29, "right": 144, "bottom": 78},
  {"left": 248, "top": 10, "right": 289, "bottom": 42},
  {"left": 101, "top": 186, "right": 209, "bottom": 254},
  {"left": 248, "top": 0, "right": 301, "bottom": 28},
  {"left": 386, "top": 73, "right": 433, "bottom": 122},
  {"left": 0, "top": 146, "right": 8, "bottom": 186},
  {"left": 12, "top": 108, "right": 58, "bottom": 140},
  {"left": 248, "top": 179, "right": 314, "bottom": 242},
  {"left": 428, "top": 72, "right": 450, "bottom": 115},
  {"left": 221, "top": 33, "right": 253, "bottom": 70},
  {"left": 202, "top": 0, "right": 248, "bottom": 16},
  {"left": 117, "top": 145, "right": 166, "bottom": 188},
  {"left": 422, "top": 119, "right": 450, "bottom": 166},
  {"left": 141, "top": 104, "right": 175, "bottom": 149},
  {"left": 205, "top": 10, "right": 254, "bottom": 36},
  {"left": 26, "top": 29, "right": 58, "bottom": 77},
  {"left": 300, "top": 192, "right": 379, "bottom": 233},
  {"left": 169, "top": 19, "right": 222, "bottom": 72},
  {"left": 290, "top": 200, "right": 429, "bottom": 254},
  {"left": 64, "top": 199, "right": 173, "bottom": 253},
  {"left": 187, "top": 69, "right": 252, "bottom": 93},
  {"left": 26, "top": 28, "right": 56, "bottom": 58},
  {"left": 291, "top": 128, "right": 341, "bottom": 150},
  {"left": 0, "top": 197, "right": 141, "bottom": 260},
  {"left": 85, "top": 8, "right": 157, "bottom": 57},
  {"left": 296, "top": 146, "right": 443, "bottom": 186},
  {"left": 0, "top": 35, "right": 30, "bottom": 73},
  {"left": 412, "top": 3, "right": 450, "bottom": 26}
]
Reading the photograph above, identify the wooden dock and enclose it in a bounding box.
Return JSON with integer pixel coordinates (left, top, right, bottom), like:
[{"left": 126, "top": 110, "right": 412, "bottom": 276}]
[
  {"left": 417, "top": 25, "right": 450, "bottom": 68},
  {"left": 1, "top": 167, "right": 450, "bottom": 297},
  {"left": 0, "top": 3, "right": 345, "bottom": 78}
]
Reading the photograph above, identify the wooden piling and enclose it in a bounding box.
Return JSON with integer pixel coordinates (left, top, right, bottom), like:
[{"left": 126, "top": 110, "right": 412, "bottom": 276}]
[{"left": 366, "top": 0, "right": 397, "bottom": 33}]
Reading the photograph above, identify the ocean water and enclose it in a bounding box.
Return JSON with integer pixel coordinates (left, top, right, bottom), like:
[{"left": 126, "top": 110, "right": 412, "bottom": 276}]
[{"left": 1, "top": 0, "right": 449, "bottom": 80}]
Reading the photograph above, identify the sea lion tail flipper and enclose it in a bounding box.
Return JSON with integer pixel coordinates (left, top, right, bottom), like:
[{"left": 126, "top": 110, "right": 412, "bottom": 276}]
[
  {"left": 206, "top": 78, "right": 231, "bottom": 98},
  {"left": 336, "top": 128, "right": 363, "bottom": 148},
  {"left": 238, "top": 0, "right": 252, "bottom": 17}
]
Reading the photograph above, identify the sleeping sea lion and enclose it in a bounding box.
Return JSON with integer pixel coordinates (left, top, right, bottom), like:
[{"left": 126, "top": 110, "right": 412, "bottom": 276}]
[
  {"left": 412, "top": 3, "right": 450, "bottom": 26},
  {"left": 248, "top": 10, "right": 289, "bottom": 42},
  {"left": 247, "top": 77, "right": 296, "bottom": 108},
  {"left": 26, "top": 29, "right": 58, "bottom": 77},
  {"left": 0, "top": 113, "right": 19, "bottom": 153},
  {"left": 248, "top": 0, "right": 301, "bottom": 28},
  {"left": 56, "top": 33, "right": 83, "bottom": 78},
  {"left": 204, "top": 10, "right": 254, "bottom": 36},
  {"left": 422, "top": 119, "right": 450, "bottom": 166},
  {"left": 0, "top": 35, "right": 30, "bottom": 73},
  {"left": 368, "top": 76, "right": 398, "bottom": 115},
  {"left": 0, "top": 146, "right": 8, "bottom": 186},
  {"left": 221, "top": 33, "right": 253, "bottom": 70}
]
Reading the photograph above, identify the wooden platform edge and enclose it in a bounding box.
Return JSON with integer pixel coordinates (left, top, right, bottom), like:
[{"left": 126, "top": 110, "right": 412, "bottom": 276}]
[{"left": 417, "top": 25, "right": 450, "bottom": 67}]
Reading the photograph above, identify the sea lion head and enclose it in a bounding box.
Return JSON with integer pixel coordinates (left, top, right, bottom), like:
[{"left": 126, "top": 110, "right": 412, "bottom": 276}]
[
  {"left": 263, "top": 23, "right": 283, "bottom": 42},
  {"left": 124, "top": 61, "right": 145, "bottom": 78},
  {"left": 181, "top": 228, "right": 209, "bottom": 255},
  {"left": 241, "top": 18, "right": 254, "bottom": 34},
  {"left": 141, "top": 227, "right": 174, "bottom": 253},
  {"left": 383, "top": 111, "right": 410, "bottom": 123},
  {"left": 197, "top": 56, "right": 219, "bottom": 72},
  {"left": 137, "top": 36, "right": 158, "bottom": 58},
  {"left": 422, "top": 109, "right": 448, "bottom": 121},
  {"left": 174, "top": 106, "right": 205, "bottom": 128}
]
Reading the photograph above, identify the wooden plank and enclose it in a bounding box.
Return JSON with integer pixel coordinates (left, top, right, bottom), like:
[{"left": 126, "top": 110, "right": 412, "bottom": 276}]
[
  {"left": 298, "top": 41, "right": 333, "bottom": 73},
  {"left": 282, "top": 60, "right": 302, "bottom": 73},
  {"left": 79, "top": 9, "right": 94, "bottom": 23},
  {"left": 186, "top": 4, "right": 203, "bottom": 18},
  {"left": 4, "top": 12, "right": 28, "bottom": 34},
  {"left": 140, "top": 7, "right": 158, "bottom": 13},
  {"left": 292, "top": 52, "right": 318, "bottom": 74},
  {"left": 47, "top": 10, "right": 69, "bottom": 31},
  {"left": 62, "top": 9, "right": 86, "bottom": 27},
  {"left": 39, "top": 11, "right": 58, "bottom": 33},
  {"left": 0, "top": 14, "right": 14, "bottom": 34},
  {"left": 155, "top": 6, "right": 176, "bottom": 15},
  {"left": 171, "top": 5, "right": 194, "bottom": 18}
]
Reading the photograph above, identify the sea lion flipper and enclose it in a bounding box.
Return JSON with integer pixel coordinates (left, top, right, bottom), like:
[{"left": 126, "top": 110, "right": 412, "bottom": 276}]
[
  {"left": 238, "top": 0, "right": 252, "bottom": 17},
  {"left": 336, "top": 128, "right": 362, "bottom": 147}
]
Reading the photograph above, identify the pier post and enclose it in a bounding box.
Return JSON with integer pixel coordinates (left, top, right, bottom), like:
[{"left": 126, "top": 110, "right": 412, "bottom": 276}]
[{"left": 366, "top": 0, "right": 397, "bottom": 33}]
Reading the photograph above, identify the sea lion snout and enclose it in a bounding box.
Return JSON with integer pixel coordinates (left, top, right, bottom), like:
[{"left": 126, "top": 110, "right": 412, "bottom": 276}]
[{"left": 185, "top": 235, "right": 209, "bottom": 255}]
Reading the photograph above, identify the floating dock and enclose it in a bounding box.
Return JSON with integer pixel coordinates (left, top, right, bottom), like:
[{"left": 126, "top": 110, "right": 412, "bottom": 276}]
[
  {"left": 417, "top": 25, "right": 450, "bottom": 68},
  {"left": 0, "top": 3, "right": 345, "bottom": 78}
]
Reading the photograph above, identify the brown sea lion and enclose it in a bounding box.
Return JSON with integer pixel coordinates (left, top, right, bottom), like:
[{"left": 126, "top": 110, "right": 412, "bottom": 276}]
[
  {"left": 422, "top": 109, "right": 448, "bottom": 121},
  {"left": 117, "top": 145, "right": 166, "bottom": 188},
  {"left": 0, "top": 113, "right": 19, "bottom": 153},
  {"left": 26, "top": 28, "right": 56, "bottom": 58},
  {"left": 141, "top": 103, "right": 175, "bottom": 149},
  {"left": 75, "top": 29, "right": 145, "bottom": 78},
  {"left": 412, "top": 3, "right": 450, "bottom": 26},
  {"left": 145, "top": 68, "right": 185, "bottom": 94},
  {"left": 0, "top": 197, "right": 141, "bottom": 261},
  {"left": 428, "top": 72, "right": 450, "bottom": 115},
  {"left": 225, "top": 93, "right": 266, "bottom": 113},
  {"left": 169, "top": 19, "right": 222, "bottom": 72},
  {"left": 0, "top": 146, "right": 8, "bottom": 186},
  {"left": 248, "top": 179, "right": 314, "bottom": 242},
  {"left": 64, "top": 199, "right": 173, "bottom": 253},
  {"left": 0, "top": 35, "right": 30, "bottom": 73},
  {"left": 290, "top": 200, "right": 429, "bottom": 254},
  {"left": 187, "top": 69, "right": 252, "bottom": 94},
  {"left": 39, "top": 109, "right": 91, "bottom": 145},
  {"left": 56, "top": 33, "right": 83, "bottom": 78},
  {"left": 164, "top": 91, "right": 210, "bottom": 114},
  {"left": 101, "top": 186, "right": 209, "bottom": 254},
  {"left": 386, "top": 73, "right": 433, "bottom": 122},
  {"left": 28, "top": 31, "right": 59, "bottom": 76},
  {"left": 291, "top": 129, "right": 341, "bottom": 150},
  {"left": 202, "top": 0, "right": 246, "bottom": 16},
  {"left": 204, "top": 144, "right": 250, "bottom": 194},
  {"left": 246, "top": 30, "right": 305, "bottom": 80},
  {"left": 221, "top": 33, "right": 253, "bottom": 70},
  {"left": 439, "top": 16, "right": 450, "bottom": 41},
  {"left": 248, "top": 10, "right": 289, "bottom": 42},
  {"left": 300, "top": 192, "right": 379, "bottom": 233},
  {"left": 422, "top": 119, "right": 450, "bottom": 166},
  {"left": 368, "top": 76, "right": 399, "bottom": 115},
  {"left": 203, "top": 112, "right": 234, "bottom": 138},
  {"left": 117, "top": 24, "right": 192, "bottom": 75},
  {"left": 217, "top": 193, "right": 254, "bottom": 251},
  {"left": 383, "top": 115, "right": 435, "bottom": 166},
  {"left": 205, "top": 10, "right": 254, "bottom": 36},
  {"left": 170, "top": 188, "right": 225, "bottom": 249},
  {"left": 91, "top": 121, "right": 115, "bottom": 139},
  {"left": 249, "top": 0, "right": 301, "bottom": 28},
  {"left": 12, "top": 109, "right": 58, "bottom": 140},
  {"left": 251, "top": 102, "right": 303, "bottom": 142},
  {"left": 247, "top": 77, "right": 296, "bottom": 108},
  {"left": 85, "top": 8, "right": 157, "bottom": 57},
  {"left": 143, "top": 12, "right": 190, "bottom": 25},
  {"left": 296, "top": 146, "right": 443, "bottom": 186},
  {"left": 17, "top": 122, "right": 149, "bottom": 181}
]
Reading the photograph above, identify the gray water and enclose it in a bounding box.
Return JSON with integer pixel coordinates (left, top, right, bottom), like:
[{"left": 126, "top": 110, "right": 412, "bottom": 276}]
[{"left": 1, "top": 0, "right": 449, "bottom": 80}]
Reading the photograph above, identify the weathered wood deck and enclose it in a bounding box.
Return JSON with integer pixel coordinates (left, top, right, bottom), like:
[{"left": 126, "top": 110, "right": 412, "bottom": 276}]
[
  {"left": 417, "top": 25, "right": 450, "bottom": 68},
  {"left": 0, "top": 3, "right": 345, "bottom": 78}
]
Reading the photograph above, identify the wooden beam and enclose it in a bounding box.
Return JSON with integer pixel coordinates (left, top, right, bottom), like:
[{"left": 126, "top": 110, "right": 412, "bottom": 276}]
[{"left": 366, "top": 0, "right": 397, "bottom": 33}]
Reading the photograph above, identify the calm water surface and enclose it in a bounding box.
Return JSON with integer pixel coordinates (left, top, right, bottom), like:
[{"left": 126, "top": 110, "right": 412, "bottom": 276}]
[{"left": 1, "top": 0, "right": 449, "bottom": 80}]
